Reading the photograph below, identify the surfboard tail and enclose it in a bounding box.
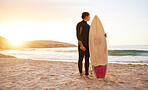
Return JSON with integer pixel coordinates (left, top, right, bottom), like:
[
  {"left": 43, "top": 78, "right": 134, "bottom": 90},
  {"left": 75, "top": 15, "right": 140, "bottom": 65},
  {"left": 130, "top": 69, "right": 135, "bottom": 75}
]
[{"left": 93, "top": 65, "right": 107, "bottom": 78}]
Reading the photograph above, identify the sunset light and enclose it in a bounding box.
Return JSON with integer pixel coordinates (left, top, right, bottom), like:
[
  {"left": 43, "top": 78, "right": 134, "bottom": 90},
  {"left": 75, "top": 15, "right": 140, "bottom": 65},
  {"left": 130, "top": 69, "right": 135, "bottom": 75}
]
[{"left": 10, "top": 39, "right": 24, "bottom": 46}]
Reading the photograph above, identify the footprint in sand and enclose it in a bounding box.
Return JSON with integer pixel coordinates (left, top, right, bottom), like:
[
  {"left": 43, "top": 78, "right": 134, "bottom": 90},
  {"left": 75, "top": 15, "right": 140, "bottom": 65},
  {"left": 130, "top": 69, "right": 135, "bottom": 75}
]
[
  {"left": 44, "top": 88, "right": 56, "bottom": 90},
  {"left": 47, "top": 74, "right": 55, "bottom": 76},
  {"left": 40, "top": 77, "right": 48, "bottom": 79}
]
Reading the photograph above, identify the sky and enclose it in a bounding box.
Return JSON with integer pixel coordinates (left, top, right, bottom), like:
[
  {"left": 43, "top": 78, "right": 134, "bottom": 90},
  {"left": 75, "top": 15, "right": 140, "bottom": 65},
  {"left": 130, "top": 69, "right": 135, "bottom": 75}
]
[{"left": 0, "top": 0, "right": 148, "bottom": 46}]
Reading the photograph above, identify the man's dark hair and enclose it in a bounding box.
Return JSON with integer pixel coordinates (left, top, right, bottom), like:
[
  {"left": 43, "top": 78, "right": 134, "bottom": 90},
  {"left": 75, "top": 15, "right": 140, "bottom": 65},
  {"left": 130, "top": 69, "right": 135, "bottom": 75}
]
[{"left": 81, "top": 12, "right": 89, "bottom": 19}]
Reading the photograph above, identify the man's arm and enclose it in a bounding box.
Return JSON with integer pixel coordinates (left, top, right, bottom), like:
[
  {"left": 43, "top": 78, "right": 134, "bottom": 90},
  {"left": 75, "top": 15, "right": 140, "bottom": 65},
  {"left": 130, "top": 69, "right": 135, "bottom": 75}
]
[
  {"left": 76, "top": 23, "right": 86, "bottom": 51},
  {"left": 76, "top": 23, "right": 83, "bottom": 46}
]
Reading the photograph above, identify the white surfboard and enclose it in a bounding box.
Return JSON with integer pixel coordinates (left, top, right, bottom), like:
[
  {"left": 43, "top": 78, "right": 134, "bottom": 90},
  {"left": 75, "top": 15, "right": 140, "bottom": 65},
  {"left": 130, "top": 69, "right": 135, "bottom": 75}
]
[{"left": 89, "top": 15, "right": 108, "bottom": 78}]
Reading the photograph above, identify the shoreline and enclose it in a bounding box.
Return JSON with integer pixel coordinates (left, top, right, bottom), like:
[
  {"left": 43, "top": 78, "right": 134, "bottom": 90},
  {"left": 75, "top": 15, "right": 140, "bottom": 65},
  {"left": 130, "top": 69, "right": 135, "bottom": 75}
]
[
  {"left": 0, "top": 57, "right": 148, "bottom": 90},
  {"left": 1, "top": 52, "right": 148, "bottom": 65}
]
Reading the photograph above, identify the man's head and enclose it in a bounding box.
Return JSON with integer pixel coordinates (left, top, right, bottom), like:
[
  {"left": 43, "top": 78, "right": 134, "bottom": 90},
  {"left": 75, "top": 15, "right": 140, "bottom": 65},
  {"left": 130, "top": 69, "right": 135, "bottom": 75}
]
[{"left": 81, "top": 12, "right": 90, "bottom": 21}]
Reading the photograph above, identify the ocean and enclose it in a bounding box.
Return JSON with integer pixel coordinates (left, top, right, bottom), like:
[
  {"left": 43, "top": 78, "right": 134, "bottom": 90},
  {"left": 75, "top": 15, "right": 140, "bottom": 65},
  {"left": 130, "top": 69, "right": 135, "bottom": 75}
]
[{"left": 1, "top": 45, "right": 148, "bottom": 64}]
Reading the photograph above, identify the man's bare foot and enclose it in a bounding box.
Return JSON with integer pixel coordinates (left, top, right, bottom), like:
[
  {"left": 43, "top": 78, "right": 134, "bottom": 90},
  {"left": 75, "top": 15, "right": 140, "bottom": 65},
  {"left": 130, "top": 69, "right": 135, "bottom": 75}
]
[
  {"left": 85, "top": 73, "right": 89, "bottom": 77},
  {"left": 80, "top": 73, "right": 83, "bottom": 76}
]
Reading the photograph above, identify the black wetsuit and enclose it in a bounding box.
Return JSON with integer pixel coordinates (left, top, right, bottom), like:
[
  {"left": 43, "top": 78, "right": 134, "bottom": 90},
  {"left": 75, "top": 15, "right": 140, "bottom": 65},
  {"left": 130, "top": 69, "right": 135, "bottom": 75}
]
[{"left": 76, "top": 20, "right": 90, "bottom": 75}]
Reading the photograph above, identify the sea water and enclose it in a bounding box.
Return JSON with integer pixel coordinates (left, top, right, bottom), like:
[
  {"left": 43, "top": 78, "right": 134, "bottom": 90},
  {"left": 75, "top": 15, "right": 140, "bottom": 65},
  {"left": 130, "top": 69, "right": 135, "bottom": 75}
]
[{"left": 1, "top": 45, "right": 148, "bottom": 64}]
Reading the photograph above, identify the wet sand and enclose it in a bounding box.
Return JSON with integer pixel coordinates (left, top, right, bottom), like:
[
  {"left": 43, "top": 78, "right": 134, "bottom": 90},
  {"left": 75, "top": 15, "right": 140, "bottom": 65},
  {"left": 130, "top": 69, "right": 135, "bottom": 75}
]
[{"left": 0, "top": 58, "right": 148, "bottom": 90}]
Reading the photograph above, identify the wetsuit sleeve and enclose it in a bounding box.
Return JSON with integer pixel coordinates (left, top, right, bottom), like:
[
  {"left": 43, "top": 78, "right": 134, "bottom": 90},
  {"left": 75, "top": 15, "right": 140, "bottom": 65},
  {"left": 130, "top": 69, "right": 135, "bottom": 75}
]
[{"left": 76, "top": 23, "right": 83, "bottom": 46}]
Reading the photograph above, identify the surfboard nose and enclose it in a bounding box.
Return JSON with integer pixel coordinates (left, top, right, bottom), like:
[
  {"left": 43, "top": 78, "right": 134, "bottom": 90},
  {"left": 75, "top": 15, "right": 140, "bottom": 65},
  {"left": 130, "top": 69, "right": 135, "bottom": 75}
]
[
  {"left": 93, "top": 15, "right": 99, "bottom": 21},
  {"left": 94, "top": 15, "right": 98, "bottom": 18}
]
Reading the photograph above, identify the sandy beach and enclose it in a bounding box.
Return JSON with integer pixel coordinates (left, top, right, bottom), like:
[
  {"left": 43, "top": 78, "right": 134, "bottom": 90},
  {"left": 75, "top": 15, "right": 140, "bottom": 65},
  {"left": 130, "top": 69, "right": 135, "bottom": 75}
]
[{"left": 0, "top": 57, "right": 148, "bottom": 90}]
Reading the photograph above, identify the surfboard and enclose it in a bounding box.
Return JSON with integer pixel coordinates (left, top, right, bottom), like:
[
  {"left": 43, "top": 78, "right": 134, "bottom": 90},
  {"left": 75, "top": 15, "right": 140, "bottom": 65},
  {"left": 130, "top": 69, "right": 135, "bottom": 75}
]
[{"left": 89, "top": 15, "right": 108, "bottom": 78}]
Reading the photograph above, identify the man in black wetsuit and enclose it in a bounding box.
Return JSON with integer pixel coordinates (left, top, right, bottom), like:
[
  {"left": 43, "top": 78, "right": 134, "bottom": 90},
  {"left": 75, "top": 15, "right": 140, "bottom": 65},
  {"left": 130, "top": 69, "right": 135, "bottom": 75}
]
[
  {"left": 76, "top": 12, "right": 107, "bottom": 77},
  {"left": 76, "top": 12, "right": 90, "bottom": 77}
]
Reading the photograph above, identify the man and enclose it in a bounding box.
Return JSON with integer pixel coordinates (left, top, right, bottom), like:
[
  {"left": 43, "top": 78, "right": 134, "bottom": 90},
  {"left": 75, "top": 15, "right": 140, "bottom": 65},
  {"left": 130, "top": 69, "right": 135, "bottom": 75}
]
[{"left": 76, "top": 12, "right": 107, "bottom": 77}]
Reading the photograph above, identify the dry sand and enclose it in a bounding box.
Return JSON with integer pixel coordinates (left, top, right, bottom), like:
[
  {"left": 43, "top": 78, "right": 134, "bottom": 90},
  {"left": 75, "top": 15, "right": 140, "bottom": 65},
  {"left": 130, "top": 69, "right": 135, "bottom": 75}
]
[{"left": 0, "top": 58, "right": 148, "bottom": 90}]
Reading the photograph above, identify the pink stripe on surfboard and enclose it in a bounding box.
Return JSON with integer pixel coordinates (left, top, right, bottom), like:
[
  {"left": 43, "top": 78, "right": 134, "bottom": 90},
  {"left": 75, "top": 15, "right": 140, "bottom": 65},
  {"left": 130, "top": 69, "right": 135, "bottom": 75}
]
[{"left": 94, "top": 65, "right": 107, "bottom": 78}]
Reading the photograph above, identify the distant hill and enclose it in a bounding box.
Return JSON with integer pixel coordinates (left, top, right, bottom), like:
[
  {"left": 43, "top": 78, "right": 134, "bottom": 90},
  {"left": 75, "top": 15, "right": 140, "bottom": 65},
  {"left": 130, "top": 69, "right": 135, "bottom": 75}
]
[
  {"left": 0, "top": 36, "right": 76, "bottom": 49},
  {"left": 23, "top": 40, "right": 76, "bottom": 48},
  {"left": 0, "top": 36, "right": 12, "bottom": 49}
]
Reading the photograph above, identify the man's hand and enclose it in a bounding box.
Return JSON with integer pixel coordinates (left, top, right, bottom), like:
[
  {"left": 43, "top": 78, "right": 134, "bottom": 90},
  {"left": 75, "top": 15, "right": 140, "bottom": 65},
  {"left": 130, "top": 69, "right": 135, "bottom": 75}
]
[
  {"left": 80, "top": 45, "right": 87, "bottom": 51},
  {"left": 104, "top": 33, "right": 107, "bottom": 37}
]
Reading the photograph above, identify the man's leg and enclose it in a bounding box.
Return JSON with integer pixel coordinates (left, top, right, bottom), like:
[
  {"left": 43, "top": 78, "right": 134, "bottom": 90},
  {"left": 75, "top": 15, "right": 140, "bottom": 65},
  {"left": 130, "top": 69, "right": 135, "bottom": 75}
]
[
  {"left": 78, "top": 45, "right": 84, "bottom": 75},
  {"left": 85, "top": 49, "right": 89, "bottom": 75}
]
